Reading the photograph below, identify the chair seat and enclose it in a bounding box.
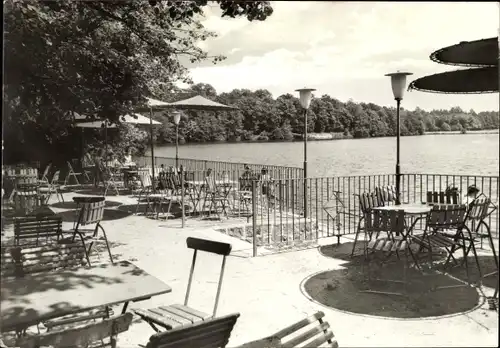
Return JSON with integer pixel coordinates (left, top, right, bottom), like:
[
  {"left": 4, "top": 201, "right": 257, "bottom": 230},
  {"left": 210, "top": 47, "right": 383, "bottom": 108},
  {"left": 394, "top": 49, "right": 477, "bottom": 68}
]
[
  {"left": 368, "top": 238, "right": 407, "bottom": 252},
  {"left": 412, "top": 233, "right": 455, "bottom": 249},
  {"left": 38, "top": 187, "right": 56, "bottom": 193},
  {"left": 134, "top": 304, "right": 211, "bottom": 330}
]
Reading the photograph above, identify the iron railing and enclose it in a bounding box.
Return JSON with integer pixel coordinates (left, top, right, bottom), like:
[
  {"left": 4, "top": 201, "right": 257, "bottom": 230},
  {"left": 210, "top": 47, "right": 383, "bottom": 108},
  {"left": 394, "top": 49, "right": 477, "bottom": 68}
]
[
  {"left": 134, "top": 155, "right": 304, "bottom": 181},
  {"left": 249, "top": 173, "right": 499, "bottom": 255}
]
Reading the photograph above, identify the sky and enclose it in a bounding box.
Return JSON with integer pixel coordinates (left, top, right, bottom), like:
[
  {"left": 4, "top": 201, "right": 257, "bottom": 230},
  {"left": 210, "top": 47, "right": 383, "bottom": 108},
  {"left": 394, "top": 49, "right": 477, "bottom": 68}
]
[{"left": 182, "top": 1, "right": 499, "bottom": 112}]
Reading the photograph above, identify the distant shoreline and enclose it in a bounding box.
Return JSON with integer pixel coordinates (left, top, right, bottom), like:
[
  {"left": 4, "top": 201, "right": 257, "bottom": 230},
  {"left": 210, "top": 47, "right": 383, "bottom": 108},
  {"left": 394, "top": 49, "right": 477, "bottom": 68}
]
[
  {"left": 155, "top": 129, "right": 499, "bottom": 148},
  {"left": 424, "top": 130, "right": 499, "bottom": 135}
]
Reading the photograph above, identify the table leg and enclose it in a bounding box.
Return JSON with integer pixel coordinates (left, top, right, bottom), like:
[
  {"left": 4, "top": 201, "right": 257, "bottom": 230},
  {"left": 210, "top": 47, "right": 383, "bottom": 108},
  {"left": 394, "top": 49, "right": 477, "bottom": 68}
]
[{"left": 121, "top": 301, "right": 129, "bottom": 314}]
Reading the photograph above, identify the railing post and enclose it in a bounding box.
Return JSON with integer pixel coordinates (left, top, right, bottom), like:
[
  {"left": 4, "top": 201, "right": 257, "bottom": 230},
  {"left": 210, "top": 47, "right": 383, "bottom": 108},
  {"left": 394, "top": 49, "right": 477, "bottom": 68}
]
[
  {"left": 252, "top": 180, "right": 258, "bottom": 257},
  {"left": 181, "top": 165, "right": 185, "bottom": 228}
]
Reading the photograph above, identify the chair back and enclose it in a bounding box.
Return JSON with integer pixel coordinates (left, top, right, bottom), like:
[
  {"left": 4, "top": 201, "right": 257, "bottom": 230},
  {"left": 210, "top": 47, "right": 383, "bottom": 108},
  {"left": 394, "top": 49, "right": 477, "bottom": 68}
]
[
  {"left": 358, "top": 192, "right": 383, "bottom": 214},
  {"left": 365, "top": 209, "right": 405, "bottom": 236},
  {"left": 137, "top": 169, "right": 152, "bottom": 188},
  {"left": 467, "top": 195, "right": 493, "bottom": 221},
  {"left": 78, "top": 199, "right": 106, "bottom": 225},
  {"left": 171, "top": 173, "right": 182, "bottom": 189},
  {"left": 16, "top": 313, "right": 133, "bottom": 348},
  {"left": 51, "top": 170, "right": 61, "bottom": 185},
  {"left": 40, "top": 163, "right": 51, "bottom": 180},
  {"left": 145, "top": 313, "right": 240, "bottom": 348},
  {"left": 184, "top": 237, "right": 232, "bottom": 317},
  {"left": 205, "top": 174, "right": 217, "bottom": 193},
  {"left": 376, "top": 185, "right": 397, "bottom": 205},
  {"left": 426, "top": 191, "right": 460, "bottom": 204},
  {"left": 427, "top": 204, "right": 467, "bottom": 230}
]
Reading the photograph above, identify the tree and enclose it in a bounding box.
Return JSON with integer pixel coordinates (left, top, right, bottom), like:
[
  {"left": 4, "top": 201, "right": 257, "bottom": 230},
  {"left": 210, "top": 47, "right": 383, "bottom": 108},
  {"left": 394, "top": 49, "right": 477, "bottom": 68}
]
[{"left": 3, "top": 0, "right": 273, "bottom": 163}]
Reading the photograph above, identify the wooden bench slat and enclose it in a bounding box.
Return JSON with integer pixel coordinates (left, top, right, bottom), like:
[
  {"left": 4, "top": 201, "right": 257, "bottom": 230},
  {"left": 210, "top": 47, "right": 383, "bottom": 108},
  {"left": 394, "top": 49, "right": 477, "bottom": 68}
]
[
  {"left": 158, "top": 306, "right": 200, "bottom": 323},
  {"left": 134, "top": 309, "right": 181, "bottom": 330},
  {"left": 149, "top": 308, "right": 192, "bottom": 326},
  {"left": 300, "top": 330, "right": 337, "bottom": 348},
  {"left": 273, "top": 311, "right": 325, "bottom": 339},
  {"left": 282, "top": 321, "right": 330, "bottom": 347},
  {"left": 169, "top": 304, "right": 212, "bottom": 320}
]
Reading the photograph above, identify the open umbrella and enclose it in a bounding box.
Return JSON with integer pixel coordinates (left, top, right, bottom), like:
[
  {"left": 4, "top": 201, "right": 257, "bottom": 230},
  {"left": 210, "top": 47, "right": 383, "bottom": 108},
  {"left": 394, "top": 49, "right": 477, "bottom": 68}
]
[
  {"left": 165, "top": 95, "right": 239, "bottom": 111},
  {"left": 430, "top": 37, "right": 498, "bottom": 67},
  {"left": 408, "top": 66, "right": 498, "bottom": 94}
]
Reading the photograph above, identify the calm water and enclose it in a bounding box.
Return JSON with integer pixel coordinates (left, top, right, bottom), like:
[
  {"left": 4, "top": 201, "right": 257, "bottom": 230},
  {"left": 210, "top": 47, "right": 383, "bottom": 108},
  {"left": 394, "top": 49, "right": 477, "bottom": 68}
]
[{"left": 155, "top": 134, "right": 499, "bottom": 177}]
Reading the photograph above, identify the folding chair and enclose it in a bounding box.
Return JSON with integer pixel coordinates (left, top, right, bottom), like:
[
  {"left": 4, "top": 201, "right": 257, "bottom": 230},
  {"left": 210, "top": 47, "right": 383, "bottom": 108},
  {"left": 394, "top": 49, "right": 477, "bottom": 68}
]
[
  {"left": 37, "top": 170, "right": 65, "bottom": 205},
  {"left": 70, "top": 197, "right": 113, "bottom": 265},
  {"left": 360, "top": 209, "right": 417, "bottom": 297},
  {"left": 376, "top": 185, "right": 398, "bottom": 205},
  {"left": 203, "top": 175, "right": 231, "bottom": 219},
  {"left": 38, "top": 163, "right": 52, "bottom": 185},
  {"left": 102, "top": 166, "right": 122, "bottom": 196},
  {"left": 64, "top": 159, "right": 85, "bottom": 186},
  {"left": 465, "top": 194, "right": 498, "bottom": 281},
  {"left": 351, "top": 192, "right": 384, "bottom": 257},
  {"left": 134, "top": 237, "right": 232, "bottom": 332},
  {"left": 412, "top": 204, "right": 476, "bottom": 285}
]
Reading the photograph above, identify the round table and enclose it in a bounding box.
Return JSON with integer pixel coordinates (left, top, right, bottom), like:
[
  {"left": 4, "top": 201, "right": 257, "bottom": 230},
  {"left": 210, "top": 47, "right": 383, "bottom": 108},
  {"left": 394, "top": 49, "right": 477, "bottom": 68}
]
[{"left": 373, "top": 203, "right": 432, "bottom": 215}]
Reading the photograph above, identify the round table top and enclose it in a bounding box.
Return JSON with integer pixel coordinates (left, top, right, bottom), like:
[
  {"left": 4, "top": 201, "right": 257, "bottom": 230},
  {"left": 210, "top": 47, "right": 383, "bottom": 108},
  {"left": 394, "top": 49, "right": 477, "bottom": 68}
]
[
  {"left": 373, "top": 203, "right": 432, "bottom": 215},
  {"left": 72, "top": 196, "right": 106, "bottom": 203}
]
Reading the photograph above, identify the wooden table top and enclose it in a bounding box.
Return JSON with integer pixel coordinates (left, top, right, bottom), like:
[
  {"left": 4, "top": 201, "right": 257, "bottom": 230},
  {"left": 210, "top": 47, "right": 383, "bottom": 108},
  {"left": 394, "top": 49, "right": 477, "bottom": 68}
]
[
  {"left": 187, "top": 180, "right": 238, "bottom": 186},
  {"left": 1, "top": 261, "right": 171, "bottom": 332},
  {"left": 373, "top": 203, "right": 432, "bottom": 215}
]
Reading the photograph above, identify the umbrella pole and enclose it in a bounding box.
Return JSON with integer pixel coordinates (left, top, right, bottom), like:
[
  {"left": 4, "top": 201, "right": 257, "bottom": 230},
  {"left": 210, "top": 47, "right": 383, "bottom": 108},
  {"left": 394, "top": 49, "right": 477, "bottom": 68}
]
[
  {"left": 150, "top": 107, "right": 155, "bottom": 193},
  {"left": 105, "top": 123, "right": 109, "bottom": 169}
]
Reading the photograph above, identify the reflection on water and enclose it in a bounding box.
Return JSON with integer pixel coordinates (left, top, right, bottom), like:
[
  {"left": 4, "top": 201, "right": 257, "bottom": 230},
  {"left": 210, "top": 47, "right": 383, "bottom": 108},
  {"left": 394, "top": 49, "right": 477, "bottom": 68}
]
[{"left": 155, "top": 134, "right": 499, "bottom": 177}]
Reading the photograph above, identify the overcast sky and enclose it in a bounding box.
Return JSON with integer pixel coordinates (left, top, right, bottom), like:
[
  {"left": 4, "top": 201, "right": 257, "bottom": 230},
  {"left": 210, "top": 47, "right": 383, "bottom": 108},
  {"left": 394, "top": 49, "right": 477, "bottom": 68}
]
[{"left": 184, "top": 1, "right": 499, "bottom": 112}]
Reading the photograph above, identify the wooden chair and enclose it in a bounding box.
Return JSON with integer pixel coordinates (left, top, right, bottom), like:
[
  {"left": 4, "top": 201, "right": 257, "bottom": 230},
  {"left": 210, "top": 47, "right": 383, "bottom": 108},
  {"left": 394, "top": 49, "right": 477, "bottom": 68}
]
[
  {"left": 203, "top": 175, "right": 231, "bottom": 219},
  {"left": 2, "top": 242, "right": 88, "bottom": 277},
  {"left": 351, "top": 192, "right": 384, "bottom": 257},
  {"left": 375, "top": 185, "right": 398, "bottom": 205},
  {"left": 144, "top": 313, "right": 239, "bottom": 348},
  {"left": 465, "top": 194, "right": 498, "bottom": 281},
  {"left": 238, "top": 311, "right": 338, "bottom": 348},
  {"left": 15, "top": 313, "right": 133, "bottom": 348},
  {"left": 361, "top": 209, "right": 416, "bottom": 297},
  {"left": 412, "top": 204, "right": 476, "bottom": 283},
  {"left": 38, "top": 170, "right": 64, "bottom": 205},
  {"left": 426, "top": 191, "right": 460, "bottom": 204},
  {"left": 70, "top": 197, "right": 113, "bottom": 265},
  {"left": 14, "top": 216, "right": 62, "bottom": 246},
  {"left": 134, "top": 237, "right": 232, "bottom": 332},
  {"left": 12, "top": 184, "right": 42, "bottom": 216}
]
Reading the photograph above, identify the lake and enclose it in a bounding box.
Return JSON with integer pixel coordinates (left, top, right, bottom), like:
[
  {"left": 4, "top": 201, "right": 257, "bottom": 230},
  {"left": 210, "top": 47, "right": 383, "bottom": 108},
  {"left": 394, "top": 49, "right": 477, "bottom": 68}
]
[{"left": 154, "top": 134, "right": 499, "bottom": 177}]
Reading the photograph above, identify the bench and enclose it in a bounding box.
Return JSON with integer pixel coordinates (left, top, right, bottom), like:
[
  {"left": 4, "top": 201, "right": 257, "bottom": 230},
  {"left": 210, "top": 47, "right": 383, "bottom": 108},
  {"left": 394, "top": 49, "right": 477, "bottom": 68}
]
[
  {"left": 238, "top": 311, "right": 338, "bottom": 348},
  {"left": 145, "top": 313, "right": 240, "bottom": 348},
  {"left": 15, "top": 313, "right": 133, "bottom": 348},
  {"left": 14, "top": 216, "right": 62, "bottom": 246},
  {"left": 1, "top": 242, "right": 88, "bottom": 277}
]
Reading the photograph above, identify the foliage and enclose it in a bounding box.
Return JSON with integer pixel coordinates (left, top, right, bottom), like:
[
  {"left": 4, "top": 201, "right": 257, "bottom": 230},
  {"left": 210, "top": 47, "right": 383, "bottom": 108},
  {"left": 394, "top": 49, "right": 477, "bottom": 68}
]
[
  {"left": 3, "top": 0, "right": 272, "bottom": 164},
  {"left": 151, "top": 83, "right": 499, "bottom": 144}
]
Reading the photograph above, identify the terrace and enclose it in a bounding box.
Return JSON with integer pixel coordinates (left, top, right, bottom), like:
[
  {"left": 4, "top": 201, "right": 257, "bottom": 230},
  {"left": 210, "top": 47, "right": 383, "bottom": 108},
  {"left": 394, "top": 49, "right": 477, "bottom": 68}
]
[{"left": 2, "top": 156, "right": 498, "bottom": 347}]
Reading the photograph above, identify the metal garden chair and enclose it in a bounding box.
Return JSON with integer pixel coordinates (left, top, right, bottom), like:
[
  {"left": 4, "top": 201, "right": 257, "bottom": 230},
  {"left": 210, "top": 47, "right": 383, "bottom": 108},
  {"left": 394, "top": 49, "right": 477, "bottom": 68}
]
[
  {"left": 360, "top": 209, "right": 417, "bottom": 297},
  {"left": 412, "top": 204, "right": 477, "bottom": 283},
  {"left": 37, "top": 170, "right": 64, "bottom": 205},
  {"left": 69, "top": 196, "right": 113, "bottom": 265},
  {"left": 351, "top": 192, "right": 384, "bottom": 257},
  {"left": 134, "top": 237, "right": 232, "bottom": 332},
  {"left": 376, "top": 185, "right": 398, "bottom": 205}
]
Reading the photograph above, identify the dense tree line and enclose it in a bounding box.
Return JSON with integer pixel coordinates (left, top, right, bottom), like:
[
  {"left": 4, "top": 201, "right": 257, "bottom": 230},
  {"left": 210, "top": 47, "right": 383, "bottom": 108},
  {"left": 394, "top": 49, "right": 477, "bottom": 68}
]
[{"left": 152, "top": 83, "right": 500, "bottom": 144}]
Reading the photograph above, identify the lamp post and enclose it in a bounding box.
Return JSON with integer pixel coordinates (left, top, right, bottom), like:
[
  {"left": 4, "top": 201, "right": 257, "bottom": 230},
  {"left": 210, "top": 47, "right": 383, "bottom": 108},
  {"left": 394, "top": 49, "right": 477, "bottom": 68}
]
[
  {"left": 385, "top": 71, "right": 412, "bottom": 205},
  {"left": 295, "top": 87, "right": 316, "bottom": 219},
  {"left": 172, "top": 111, "right": 182, "bottom": 170}
]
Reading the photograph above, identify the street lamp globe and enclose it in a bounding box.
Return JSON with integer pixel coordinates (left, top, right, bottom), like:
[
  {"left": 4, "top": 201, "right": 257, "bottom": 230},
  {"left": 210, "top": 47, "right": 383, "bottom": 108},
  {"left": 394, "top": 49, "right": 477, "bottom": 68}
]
[
  {"left": 385, "top": 71, "right": 413, "bottom": 100},
  {"left": 172, "top": 111, "right": 182, "bottom": 125},
  {"left": 295, "top": 88, "right": 316, "bottom": 109}
]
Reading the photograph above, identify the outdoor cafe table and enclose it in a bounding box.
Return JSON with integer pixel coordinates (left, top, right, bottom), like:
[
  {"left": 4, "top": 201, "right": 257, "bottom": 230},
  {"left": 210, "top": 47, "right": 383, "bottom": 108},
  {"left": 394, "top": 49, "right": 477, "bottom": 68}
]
[
  {"left": 372, "top": 203, "right": 433, "bottom": 236},
  {"left": 0, "top": 261, "right": 172, "bottom": 333}
]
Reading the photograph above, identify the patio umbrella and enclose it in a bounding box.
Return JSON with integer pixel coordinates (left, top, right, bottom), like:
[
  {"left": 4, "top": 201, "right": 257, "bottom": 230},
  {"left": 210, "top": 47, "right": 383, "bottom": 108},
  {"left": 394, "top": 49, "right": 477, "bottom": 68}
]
[
  {"left": 74, "top": 115, "right": 118, "bottom": 166},
  {"left": 430, "top": 37, "right": 498, "bottom": 67},
  {"left": 135, "top": 98, "right": 171, "bottom": 191},
  {"left": 164, "top": 95, "right": 239, "bottom": 111},
  {"left": 408, "top": 66, "right": 498, "bottom": 94}
]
